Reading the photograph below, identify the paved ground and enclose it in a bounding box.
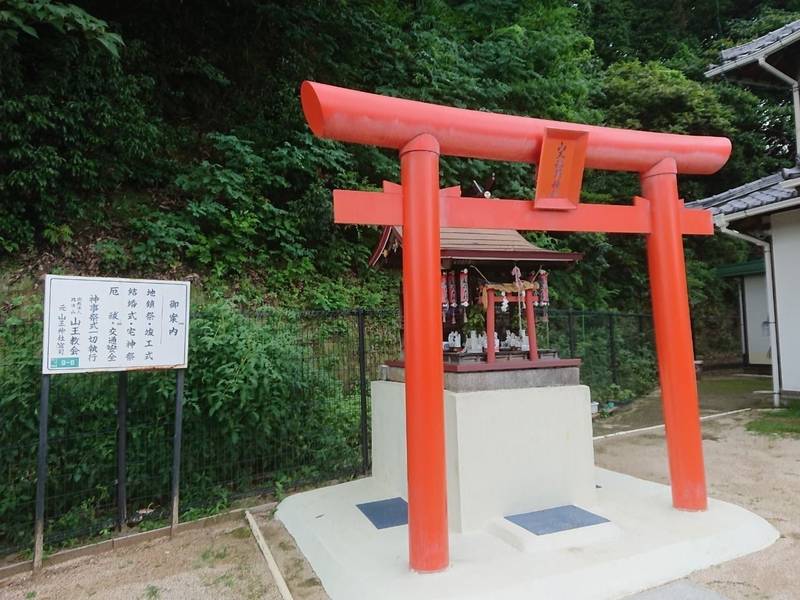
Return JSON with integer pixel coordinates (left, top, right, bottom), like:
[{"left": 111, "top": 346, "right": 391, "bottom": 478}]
[
  {"left": 276, "top": 373, "right": 793, "bottom": 600},
  {"left": 260, "top": 374, "right": 795, "bottom": 600},
  {"left": 255, "top": 510, "right": 330, "bottom": 600},
  {"left": 598, "top": 374, "right": 797, "bottom": 599},
  {"left": 0, "top": 519, "right": 281, "bottom": 600}
]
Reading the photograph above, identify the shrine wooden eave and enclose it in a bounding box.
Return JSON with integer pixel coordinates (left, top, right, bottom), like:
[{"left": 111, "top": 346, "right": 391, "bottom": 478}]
[{"left": 369, "top": 226, "right": 581, "bottom": 268}]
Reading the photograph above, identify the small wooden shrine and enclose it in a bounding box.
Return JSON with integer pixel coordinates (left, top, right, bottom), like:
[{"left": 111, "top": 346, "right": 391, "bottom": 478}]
[{"left": 371, "top": 226, "right": 581, "bottom": 371}]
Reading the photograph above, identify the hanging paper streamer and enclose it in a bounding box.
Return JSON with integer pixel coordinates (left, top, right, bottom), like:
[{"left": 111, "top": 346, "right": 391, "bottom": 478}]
[
  {"left": 537, "top": 270, "right": 550, "bottom": 326},
  {"left": 441, "top": 271, "right": 448, "bottom": 323},
  {"left": 446, "top": 270, "right": 457, "bottom": 324},
  {"left": 511, "top": 265, "right": 523, "bottom": 333},
  {"left": 459, "top": 269, "right": 469, "bottom": 307}
]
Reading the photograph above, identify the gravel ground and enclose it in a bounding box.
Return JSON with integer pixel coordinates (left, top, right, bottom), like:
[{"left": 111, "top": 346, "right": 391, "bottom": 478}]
[
  {"left": 596, "top": 412, "right": 800, "bottom": 600},
  {"left": 0, "top": 519, "right": 281, "bottom": 600},
  {"left": 255, "top": 510, "right": 330, "bottom": 600}
]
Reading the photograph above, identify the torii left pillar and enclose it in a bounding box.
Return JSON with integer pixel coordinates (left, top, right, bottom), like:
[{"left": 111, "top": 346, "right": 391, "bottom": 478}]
[{"left": 400, "top": 134, "right": 449, "bottom": 572}]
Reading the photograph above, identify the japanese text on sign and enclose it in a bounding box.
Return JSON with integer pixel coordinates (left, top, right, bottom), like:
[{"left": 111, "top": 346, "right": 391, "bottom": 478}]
[{"left": 42, "top": 275, "right": 190, "bottom": 374}]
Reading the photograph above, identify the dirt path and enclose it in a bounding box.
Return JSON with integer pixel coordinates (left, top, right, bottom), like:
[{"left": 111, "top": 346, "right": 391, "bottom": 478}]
[
  {"left": 0, "top": 519, "right": 281, "bottom": 600},
  {"left": 595, "top": 412, "right": 800, "bottom": 600},
  {"left": 254, "top": 510, "right": 330, "bottom": 600}
]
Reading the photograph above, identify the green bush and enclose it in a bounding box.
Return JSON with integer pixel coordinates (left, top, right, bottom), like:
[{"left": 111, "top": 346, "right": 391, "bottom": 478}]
[
  {"left": 0, "top": 302, "right": 362, "bottom": 555},
  {"left": 0, "top": 2, "right": 160, "bottom": 254}
]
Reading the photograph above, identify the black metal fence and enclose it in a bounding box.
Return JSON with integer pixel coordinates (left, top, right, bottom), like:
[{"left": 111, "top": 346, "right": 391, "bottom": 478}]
[
  {"left": 0, "top": 306, "right": 653, "bottom": 564},
  {"left": 540, "top": 309, "right": 657, "bottom": 402}
]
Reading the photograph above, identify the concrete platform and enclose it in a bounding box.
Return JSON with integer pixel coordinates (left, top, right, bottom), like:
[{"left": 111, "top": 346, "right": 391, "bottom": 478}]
[{"left": 276, "top": 468, "right": 778, "bottom": 600}]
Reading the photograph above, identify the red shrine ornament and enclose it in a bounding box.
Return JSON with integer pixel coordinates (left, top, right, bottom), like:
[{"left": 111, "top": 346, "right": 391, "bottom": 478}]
[{"left": 538, "top": 270, "right": 550, "bottom": 306}]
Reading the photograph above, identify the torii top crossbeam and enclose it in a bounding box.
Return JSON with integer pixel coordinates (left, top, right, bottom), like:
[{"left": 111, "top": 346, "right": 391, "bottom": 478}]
[
  {"left": 302, "top": 82, "right": 730, "bottom": 174},
  {"left": 300, "top": 81, "right": 731, "bottom": 574}
]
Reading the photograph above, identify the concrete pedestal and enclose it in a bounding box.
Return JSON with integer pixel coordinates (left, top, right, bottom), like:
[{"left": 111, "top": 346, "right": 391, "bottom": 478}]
[{"left": 372, "top": 381, "right": 596, "bottom": 532}]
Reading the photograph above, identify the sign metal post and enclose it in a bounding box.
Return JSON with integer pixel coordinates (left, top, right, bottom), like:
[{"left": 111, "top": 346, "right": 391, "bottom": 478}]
[
  {"left": 170, "top": 368, "right": 185, "bottom": 535},
  {"left": 117, "top": 371, "right": 128, "bottom": 532},
  {"left": 33, "top": 374, "right": 50, "bottom": 571}
]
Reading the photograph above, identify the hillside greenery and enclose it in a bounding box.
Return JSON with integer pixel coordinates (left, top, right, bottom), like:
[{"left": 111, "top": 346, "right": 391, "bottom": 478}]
[{"left": 2, "top": 0, "right": 798, "bottom": 323}]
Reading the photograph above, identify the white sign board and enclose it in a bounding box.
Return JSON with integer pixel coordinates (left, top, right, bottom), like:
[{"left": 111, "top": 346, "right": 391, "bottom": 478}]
[{"left": 42, "top": 275, "right": 190, "bottom": 375}]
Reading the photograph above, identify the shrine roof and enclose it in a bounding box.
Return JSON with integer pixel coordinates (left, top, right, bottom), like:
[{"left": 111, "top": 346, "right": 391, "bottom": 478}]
[
  {"left": 705, "top": 20, "right": 800, "bottom": 84},
  {"left": 369, "top": 227, "right": 581, "bottom": 268},
  {"left": 687, "top": 163, "right": 800, "bottom": 221}
]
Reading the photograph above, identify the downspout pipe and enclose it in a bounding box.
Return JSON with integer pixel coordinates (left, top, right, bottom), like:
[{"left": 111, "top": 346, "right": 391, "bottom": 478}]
[
  {"left": 716, "top": 218, "right": 782, "bottom": 407},
  {"left": 757, "top": 58, "right": 800, "bottom": 160}
]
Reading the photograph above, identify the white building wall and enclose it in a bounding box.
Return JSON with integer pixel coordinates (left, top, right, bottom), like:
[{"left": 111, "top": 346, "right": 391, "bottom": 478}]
[
  {"left": 771, "top": 208, "right": 800, "bottom": 392},
  {"left": 743, "top": 274, "right": 770, "bottom": 365}
]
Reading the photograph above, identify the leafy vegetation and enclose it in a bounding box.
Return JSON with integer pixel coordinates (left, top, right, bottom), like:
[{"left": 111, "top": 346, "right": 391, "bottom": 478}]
[
  {"left": 2, "top": 0, "right": 798, "bottom": 317},
  {"left": 0, "top": 303, "right": 369, "bottom": 554}
]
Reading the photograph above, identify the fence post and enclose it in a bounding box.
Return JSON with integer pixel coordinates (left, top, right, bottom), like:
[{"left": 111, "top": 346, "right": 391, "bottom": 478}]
[
  {"left": 608, "top": 314, "right": 618, "bottom": 385},
  {"left": 356, "top": 309, "right": 370, "bottom": 474},
  {"left": 116, "top": 372, "right": 128, "bottom": 532},
  {"left": 33, "top": 374, "right": 50, "bottom": 572},
  {"left": 567, "top": 309, "right": 577, "bottom": 358},
  {"left": 170, "top": 369, "right": 185, "bottom": 536}
]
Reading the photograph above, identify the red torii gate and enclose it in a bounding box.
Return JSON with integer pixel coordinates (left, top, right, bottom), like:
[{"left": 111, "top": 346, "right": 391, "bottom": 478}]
[{"left": 300, "top": 81, "right": 731, "bottom": 573}]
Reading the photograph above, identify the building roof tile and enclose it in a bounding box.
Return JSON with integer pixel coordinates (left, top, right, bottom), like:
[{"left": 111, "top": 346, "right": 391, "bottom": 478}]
[
  {"left": 706, "top": 19, "right": 800, "bottom": 81},
  {"left": 718, "top": 20, "right": 800, "bottom": 63},
  {"left": 687, "top": 165, "right": 800, "bottom": 218}
]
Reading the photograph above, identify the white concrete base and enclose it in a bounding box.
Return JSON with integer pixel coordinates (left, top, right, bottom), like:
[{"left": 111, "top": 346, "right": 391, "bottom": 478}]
[{"left": 277, "top": 468, "right": 778, "bottom": 600}]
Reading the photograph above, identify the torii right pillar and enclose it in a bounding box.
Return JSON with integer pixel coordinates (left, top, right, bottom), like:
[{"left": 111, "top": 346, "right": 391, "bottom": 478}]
[{"left": 643, "top": 157, "right": 707, "bottom": 510}]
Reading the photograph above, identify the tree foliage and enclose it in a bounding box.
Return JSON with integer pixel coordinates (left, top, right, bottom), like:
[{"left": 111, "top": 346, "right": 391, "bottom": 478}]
[{"left": 1, "top": 0, "right": 797, "bottom": 316}]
